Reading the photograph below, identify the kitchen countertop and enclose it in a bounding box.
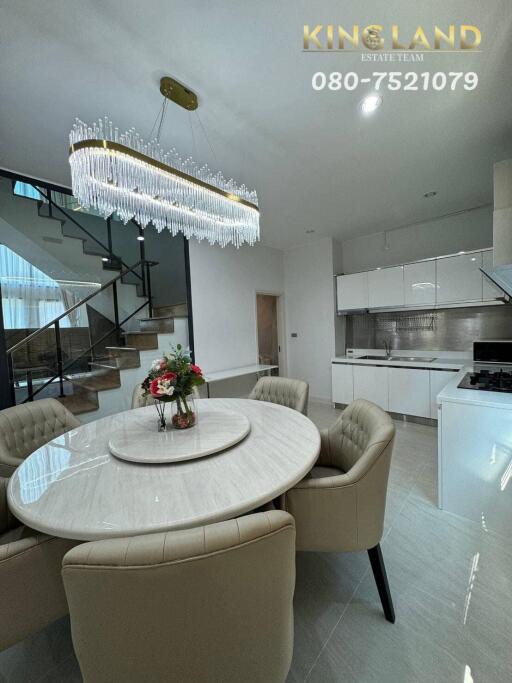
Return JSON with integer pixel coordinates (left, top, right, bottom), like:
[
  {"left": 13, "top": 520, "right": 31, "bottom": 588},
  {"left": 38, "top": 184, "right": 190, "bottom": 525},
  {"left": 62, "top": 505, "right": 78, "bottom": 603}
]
[
  {"left": 331, "top": 355, "right": 468, "bottom": 370},
  {"left": 438, "top": 365, "right": 512, "bottom": 409}
]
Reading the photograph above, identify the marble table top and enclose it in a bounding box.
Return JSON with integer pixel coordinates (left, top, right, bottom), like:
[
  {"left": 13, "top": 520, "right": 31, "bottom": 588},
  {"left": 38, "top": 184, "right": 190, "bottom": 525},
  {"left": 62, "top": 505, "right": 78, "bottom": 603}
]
[
  {"left": 7, "top": 398, "right": 320, "bottom": 541},
  {"left": 108, "top": 406, "right": 251, "bottom": 463}
]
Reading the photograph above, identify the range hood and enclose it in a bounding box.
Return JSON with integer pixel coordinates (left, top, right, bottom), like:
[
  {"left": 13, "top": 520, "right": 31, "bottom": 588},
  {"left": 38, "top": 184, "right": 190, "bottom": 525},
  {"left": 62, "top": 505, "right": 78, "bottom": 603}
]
[{"left": 481, "top": 159, "right": 512, "bottom": 299}]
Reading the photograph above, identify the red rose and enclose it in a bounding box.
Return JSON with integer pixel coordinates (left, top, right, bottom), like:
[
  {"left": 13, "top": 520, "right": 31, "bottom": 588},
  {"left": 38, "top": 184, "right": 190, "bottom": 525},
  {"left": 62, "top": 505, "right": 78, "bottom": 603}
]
[
  {"left": 150, "top": 377, "right": 161, "bottom": 395},
  {"left": 190, "top": 364, "right": 202, "bottom": 376},
  {"left": 161, "top": 372, "right": 177, "bottom": 382}
]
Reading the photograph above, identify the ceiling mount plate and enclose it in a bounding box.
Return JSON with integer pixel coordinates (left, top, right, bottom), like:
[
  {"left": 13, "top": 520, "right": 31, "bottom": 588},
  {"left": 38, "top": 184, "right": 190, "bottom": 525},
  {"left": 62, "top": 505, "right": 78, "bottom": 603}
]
[{"left": 160, "top": 76, "right": 198, "bottom": 110}]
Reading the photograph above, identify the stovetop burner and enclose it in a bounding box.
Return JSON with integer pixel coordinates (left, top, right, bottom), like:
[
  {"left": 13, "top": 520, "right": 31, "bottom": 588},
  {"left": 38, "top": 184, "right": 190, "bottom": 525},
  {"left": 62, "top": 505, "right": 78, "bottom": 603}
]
[{"left": 458, "top": 368, "right": 512, "bottom": 393}]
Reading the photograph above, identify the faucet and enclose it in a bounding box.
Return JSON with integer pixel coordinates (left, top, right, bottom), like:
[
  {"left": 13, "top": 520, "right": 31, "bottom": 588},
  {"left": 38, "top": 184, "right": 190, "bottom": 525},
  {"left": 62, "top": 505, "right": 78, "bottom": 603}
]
[{"left": 383, "top": 337, "right": 392, "bottom": 358}]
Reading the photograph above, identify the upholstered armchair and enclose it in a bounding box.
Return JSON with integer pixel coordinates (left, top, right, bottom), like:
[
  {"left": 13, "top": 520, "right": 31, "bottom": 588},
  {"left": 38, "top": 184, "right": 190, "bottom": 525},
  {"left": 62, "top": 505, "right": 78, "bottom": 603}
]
[
  {"left": 0, "top": 399, "right": 80, "bottom": 477},
  {"left": 0, "top": 477, "right": 78, "bottom": 651},
  {"left": 282, "top": 399, "right": 396, "bottom": 622},
  {"left": 63, "top": 511, "right": 296, "bottom": 683},
  {"left": 249, "top": 376, "right": 309, "bottom": 415}
]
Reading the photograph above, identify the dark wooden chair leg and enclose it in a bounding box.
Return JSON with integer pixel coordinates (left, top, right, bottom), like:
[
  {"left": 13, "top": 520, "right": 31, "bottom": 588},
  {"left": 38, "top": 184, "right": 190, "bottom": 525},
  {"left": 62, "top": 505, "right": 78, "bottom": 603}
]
[{"left": 367, "top": 544, "right": 395, "bottom": 623}]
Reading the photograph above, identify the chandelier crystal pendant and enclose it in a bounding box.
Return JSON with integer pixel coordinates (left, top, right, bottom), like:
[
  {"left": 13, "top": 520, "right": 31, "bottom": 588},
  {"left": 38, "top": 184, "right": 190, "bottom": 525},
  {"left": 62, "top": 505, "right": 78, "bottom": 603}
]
[{"left": 69, "top": 82, "right": 259, "bottom": 248}]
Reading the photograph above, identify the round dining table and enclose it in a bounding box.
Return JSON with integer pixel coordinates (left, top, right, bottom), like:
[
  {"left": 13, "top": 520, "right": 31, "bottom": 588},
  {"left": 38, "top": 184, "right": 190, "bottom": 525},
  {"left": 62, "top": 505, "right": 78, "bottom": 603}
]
[{"left": 7, "top": 398, "right": 320, "bottom": 541}]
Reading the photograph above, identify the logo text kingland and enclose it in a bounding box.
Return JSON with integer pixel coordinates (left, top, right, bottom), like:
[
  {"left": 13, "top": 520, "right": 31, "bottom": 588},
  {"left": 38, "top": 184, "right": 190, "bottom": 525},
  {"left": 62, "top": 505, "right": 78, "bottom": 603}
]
[{"left": 303, "top": 25, "right": 481, "bottom": 51}]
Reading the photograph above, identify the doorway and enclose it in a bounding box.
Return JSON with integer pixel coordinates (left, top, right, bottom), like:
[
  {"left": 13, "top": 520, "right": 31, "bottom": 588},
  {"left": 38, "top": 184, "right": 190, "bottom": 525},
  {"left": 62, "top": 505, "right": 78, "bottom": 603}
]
[{"left": 256, "top": 293, "right": 282, "bottom": 375}]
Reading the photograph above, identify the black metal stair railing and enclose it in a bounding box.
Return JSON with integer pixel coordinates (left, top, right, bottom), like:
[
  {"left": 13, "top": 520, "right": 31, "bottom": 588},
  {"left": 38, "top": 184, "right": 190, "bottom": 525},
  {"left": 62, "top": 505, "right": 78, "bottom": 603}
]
[{"left": 6, "top": 259, "right": 158, "bottom": 405}]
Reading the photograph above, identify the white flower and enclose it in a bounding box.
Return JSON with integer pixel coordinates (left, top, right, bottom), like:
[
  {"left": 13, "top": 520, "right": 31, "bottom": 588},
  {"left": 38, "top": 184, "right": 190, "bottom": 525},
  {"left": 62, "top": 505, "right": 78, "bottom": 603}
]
[
  {"left": 151, "top": 358, "right": 165, "bottom": 370},
  {"left": 156, "top": 380, "right": 175, "bottom": 397}
]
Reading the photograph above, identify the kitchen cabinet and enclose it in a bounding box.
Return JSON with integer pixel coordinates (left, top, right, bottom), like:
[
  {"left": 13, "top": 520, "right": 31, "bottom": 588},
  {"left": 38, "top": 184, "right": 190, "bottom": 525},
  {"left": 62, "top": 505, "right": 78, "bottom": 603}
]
[
  {"left": 353, "top": 365, "right": 389, "bottom": 410},
  {"left": 404, "top": 260, "right": 436, "bottom": 306},
  {"left": 332, "top": 363, "right": 354, "bottom": 405},
  {"left": 482, "top": 249, "right": 502, "bottom": 301},
  {"left": 368, "top": 266, "right": 404, "bottom": 309},
  {"left": 388, "top": 367, "right": 430, "bottom": 418},
  {"left": 436, "top": 252, "right": 483, "bottom": 304},
  {"left": 336, "top": 273, "right": 368, "bottom": 311},
  {"left": 429, "top": 370, "right": 457, "bottom": 418}
]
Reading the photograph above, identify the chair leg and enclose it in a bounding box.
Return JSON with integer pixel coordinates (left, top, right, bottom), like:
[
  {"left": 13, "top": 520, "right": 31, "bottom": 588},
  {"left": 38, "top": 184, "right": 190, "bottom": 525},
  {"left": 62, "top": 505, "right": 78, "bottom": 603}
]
[{"left": 367, "top": 544, "right": 395, "bottom": 623}]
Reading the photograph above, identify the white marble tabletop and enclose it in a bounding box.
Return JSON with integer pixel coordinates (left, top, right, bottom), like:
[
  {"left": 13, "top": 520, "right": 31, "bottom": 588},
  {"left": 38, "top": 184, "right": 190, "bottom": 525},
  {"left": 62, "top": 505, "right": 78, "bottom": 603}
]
[{"left": 7, "top": 398, "right": 320, "bottom": 541}]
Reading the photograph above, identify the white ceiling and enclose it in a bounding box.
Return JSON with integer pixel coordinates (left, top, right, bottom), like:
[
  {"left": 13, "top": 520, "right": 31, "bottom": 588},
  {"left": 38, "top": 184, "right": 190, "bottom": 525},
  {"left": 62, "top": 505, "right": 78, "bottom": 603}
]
[{"left": 1, "top": 0, "right": 511, "bottom": 250}]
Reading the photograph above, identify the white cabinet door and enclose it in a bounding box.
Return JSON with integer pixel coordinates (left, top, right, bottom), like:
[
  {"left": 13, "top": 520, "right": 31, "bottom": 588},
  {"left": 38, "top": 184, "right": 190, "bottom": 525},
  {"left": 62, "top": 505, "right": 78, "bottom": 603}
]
[
  {"left": 336, "top": 273, "right": 368, "bottom": 311},
  {"left": 353, "top": 365, "right": 389, "bottom": 410},
  {"left": 482, "top": 249, "right": 502, "bottom": 301},
  {"left": 368, "top": 266, "right": 404, "bottom": 308},
  {"left": 429, "top": 370, "right": 457, "bottom": 418},
  {"left": 404, "top": 260, "right": 436, "bottom": 306},
  {"left": 436, "top": 253, "right": 483, "bottom": 304},
  {"left": 388, "top": 368, "right": 430, "bottom": 418},
  {"left": 332, "top": 364, "right": 354, "bottom": 405}
]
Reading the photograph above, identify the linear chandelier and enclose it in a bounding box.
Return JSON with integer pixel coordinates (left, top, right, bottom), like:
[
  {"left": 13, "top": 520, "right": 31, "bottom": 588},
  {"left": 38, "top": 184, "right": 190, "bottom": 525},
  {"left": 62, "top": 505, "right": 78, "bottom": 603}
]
[{"left": 69, "top": 81, "right": 259, "bottom": 248}]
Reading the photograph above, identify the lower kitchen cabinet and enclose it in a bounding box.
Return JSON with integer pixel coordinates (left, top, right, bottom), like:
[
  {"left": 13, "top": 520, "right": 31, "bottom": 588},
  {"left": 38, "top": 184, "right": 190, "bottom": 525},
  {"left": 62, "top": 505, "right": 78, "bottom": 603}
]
[
  {"left": 389, "top": 367, "right": 430, "bottom": 418},
  {"left": 353, "top": 365, "right": 389, "bottom": 410},
  {"left": 332, "top": 363, "right": 354, "bottom": 405},
  {"left": 429, "top": 370, "right": 457, "bottom": 418}
]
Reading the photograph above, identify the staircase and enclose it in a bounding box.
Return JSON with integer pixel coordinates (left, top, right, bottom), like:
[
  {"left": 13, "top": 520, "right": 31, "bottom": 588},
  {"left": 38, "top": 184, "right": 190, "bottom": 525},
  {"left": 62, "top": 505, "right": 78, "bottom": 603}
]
[
  {"left": 4, "top": 180, "right": 190, "bottom": 418},
  {"left": 57, "top": 307, "right": 189, "bottom": 419}
]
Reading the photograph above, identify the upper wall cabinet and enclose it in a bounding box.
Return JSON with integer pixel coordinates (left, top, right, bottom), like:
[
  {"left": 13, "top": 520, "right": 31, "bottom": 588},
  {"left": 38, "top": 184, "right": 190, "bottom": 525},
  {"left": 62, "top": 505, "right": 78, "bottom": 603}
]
[
  {"left": 336, "top": 248, "right": 497, "bottom": 313},
  {"left": 436, "top": 252, "right": 483, "bottom": 304},
  {"left": 336, "top": 272, "right": 368, "bottom": 311},
  {"left": 368, "top": 266, "right": 404, "bottom": 308},
  {"left": 404, "top": 260, "right": 436, "bottom": 306}
]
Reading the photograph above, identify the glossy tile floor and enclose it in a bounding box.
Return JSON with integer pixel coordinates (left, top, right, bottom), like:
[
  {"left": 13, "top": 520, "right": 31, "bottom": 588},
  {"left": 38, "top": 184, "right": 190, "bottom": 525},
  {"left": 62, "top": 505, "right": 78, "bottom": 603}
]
[{"left": 1, "top": 401, "right": 511, "bottom": 682}]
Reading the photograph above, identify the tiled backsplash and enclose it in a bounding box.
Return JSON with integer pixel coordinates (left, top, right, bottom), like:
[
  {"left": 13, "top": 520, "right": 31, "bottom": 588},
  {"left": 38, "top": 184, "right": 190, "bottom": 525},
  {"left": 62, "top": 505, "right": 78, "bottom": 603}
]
[{"left": 345, "top": 305, "right": 512, "bottom": 352}]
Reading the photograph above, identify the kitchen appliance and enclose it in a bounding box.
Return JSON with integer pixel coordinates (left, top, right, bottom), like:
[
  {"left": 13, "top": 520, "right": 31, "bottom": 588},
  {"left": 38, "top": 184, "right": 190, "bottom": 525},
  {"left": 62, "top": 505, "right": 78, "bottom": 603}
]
[
  {"left": 457, "top": 339, "right": 512, "bottom": 392},
  {"left": 458, "top": 368, "right": 512, "bottom": 392}
]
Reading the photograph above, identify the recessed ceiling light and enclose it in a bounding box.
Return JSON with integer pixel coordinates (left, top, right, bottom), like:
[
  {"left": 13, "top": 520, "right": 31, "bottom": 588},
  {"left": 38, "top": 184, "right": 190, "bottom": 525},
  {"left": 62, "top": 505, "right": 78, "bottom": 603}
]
[
  {"left": 423, "top": 191, "right": 437, "bottom": 198},
  {"left": 306, "top": 229, "right": 316, "bottom": 234},
  {"left": 360, "top": 94, "right": 382, "bottom": 115},
  {"left": 137, "top": 235, "right": 145, "bottom": 241}
]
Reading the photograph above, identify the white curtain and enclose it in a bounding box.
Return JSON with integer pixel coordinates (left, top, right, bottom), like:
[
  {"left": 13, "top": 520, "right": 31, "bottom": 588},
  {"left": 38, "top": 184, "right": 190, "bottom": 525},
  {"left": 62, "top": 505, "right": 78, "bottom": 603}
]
[{"left": 0, "top": 244, "right": 72, "bottom": 329}]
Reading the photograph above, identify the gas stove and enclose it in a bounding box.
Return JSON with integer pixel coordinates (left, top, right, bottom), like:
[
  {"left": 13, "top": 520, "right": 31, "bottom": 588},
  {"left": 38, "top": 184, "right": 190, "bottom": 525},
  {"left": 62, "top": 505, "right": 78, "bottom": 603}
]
[{"left": 458, "top": 368, "right": 512, "bottom": 393}]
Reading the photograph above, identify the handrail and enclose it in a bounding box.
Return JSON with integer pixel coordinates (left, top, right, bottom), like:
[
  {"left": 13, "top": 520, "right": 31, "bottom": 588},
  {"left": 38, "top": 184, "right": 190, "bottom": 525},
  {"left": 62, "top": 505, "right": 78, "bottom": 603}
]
[
  {"left": 7, "top": 259, "right": 157, "bottom": 355},
  {"left": 20, "top": 298, "right": 153, "bottom": 404},
  {"left": 36, "top": 186, "right": 143, "bottom": 281}
]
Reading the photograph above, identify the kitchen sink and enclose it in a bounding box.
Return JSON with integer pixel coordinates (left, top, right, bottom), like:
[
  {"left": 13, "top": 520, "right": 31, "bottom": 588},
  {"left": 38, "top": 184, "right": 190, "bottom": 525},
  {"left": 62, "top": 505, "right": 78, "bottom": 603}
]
[
  {"left": 357, "top": 355, "right": 392, "bottom": 360},
  {"left": 356, "top": 355, "right": 436, "bottom": 363},
  {"left": 390, "top": 356, "right": 436, "bottom": 362}
]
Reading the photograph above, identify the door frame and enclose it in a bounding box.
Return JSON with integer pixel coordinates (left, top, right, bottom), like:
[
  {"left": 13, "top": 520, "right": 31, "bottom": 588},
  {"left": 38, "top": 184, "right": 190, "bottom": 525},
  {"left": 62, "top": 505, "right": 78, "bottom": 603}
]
[{"left": 254, "top": 291, "right": 287, "bottom": 376}]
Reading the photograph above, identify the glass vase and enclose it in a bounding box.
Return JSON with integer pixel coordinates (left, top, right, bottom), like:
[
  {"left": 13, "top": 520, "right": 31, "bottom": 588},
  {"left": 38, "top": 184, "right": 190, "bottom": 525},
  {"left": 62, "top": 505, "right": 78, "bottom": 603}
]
[
  {"left": 171, "top": 394, "right": 197, "bottom": 430},
  {"left": 154, "top": 398, "right": 167, "bottom": 432}
]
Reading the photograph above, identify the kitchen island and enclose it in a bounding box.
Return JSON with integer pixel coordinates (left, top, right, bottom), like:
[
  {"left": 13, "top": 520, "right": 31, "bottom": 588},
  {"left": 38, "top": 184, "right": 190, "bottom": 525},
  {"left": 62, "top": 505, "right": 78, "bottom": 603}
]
[{"left": 438, "top": 366, "right": 512, "bottom": 536}]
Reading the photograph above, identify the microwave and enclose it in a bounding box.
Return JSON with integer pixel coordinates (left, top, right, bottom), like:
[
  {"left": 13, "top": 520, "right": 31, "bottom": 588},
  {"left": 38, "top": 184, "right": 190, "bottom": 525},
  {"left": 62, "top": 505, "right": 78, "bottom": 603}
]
[{"left": 473, "top": 340, "right": 512, "bottom": 365}]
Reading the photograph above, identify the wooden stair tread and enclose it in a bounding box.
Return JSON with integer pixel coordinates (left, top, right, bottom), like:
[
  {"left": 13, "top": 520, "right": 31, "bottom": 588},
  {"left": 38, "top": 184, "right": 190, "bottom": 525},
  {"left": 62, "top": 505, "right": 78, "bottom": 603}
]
[
  {"left": 57, "top": 394, "right": 98, "bottom": 415},
  {"left": 105, "top": 346, "right": 138, "bottom": 352},
  {"left": 139, "top": 315, "right": 174, "bottom": 321}
]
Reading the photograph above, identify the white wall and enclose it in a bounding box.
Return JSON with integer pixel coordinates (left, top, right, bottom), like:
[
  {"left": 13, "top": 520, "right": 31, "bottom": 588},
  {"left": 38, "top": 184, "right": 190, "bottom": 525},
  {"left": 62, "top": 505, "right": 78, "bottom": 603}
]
[
  {"left": 341, "top": 205, "right": 492, "bottom": 273},
  {"left": 284, "top": 238, "right": 337, "bottom": 401},
  {"left": 189, "top": 240, "right": 284, "bottom": 394}
]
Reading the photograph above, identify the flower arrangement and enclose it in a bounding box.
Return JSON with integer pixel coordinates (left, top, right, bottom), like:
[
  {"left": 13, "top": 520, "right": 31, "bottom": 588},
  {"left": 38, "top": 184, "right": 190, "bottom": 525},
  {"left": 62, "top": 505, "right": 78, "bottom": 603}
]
[{"left": 141, "top": 345, "right": 205, "bottom": 430}]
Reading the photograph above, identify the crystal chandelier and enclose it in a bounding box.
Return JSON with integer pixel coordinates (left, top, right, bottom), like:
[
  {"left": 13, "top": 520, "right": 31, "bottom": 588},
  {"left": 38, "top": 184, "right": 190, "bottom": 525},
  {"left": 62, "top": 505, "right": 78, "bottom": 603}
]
[{"left": 68, "top": 79, "right": 259, "bottom": 248}]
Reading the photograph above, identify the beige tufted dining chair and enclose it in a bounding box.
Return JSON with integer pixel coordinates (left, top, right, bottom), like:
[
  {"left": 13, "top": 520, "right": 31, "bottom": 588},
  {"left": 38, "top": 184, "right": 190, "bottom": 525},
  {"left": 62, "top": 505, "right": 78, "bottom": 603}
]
[
  {"left": 63, "top": 511, "right": 296, "bottom": 683},
  {"left": 0, "top": 399, "right": 80, "bottom": 477},
  {"left": 282, "top": 399, "right": 396, "bottom": 622},
  {"left": 249, "top": 376, "right": 309, "bottom": 416},
  {"left": 0, "top": 476, "right": 78, "bottom": 651}
]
